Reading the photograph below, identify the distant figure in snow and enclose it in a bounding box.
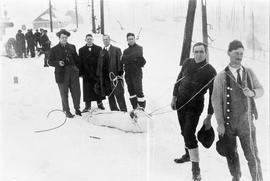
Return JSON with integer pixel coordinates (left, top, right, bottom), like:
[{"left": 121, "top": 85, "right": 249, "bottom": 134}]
[
  {"left": 171, "top": 42, "right": 217, "bottom": 181},
  {"left": 15, "top": 29, "right": 26, "bottom": 58},
  {"left": 212, "top": 40, "right": 264, "bottom": 181},
  {"left": 48, "top": 29, "right": 81, "bottom": 118},
  {"left": 121, "top": 32, "right": 146, "bottom": 110},
  {"left": 34, "top": 29, "right": 41, "bottom": 50},
  {"left": 39, "top": 29, "right": 51, "bottom": 67},
  {"left": 25, "top": 29, "right": 36, "bottom": 57},
  {"left": 79, "top": 34, "right": 105, "bottom": 112}
]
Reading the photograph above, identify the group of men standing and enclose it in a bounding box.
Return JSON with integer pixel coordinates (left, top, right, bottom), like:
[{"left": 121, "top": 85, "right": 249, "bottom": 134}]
[
  {"left": 171, "top": 40, "right": 263, "bottom": 181},
  {"left": 47, "top": 29, "right": 264, "bottom": 181},
  {"left": 12, "top": 28, "right": 51, "bottom": 66},
  {"left": 48, "top": 29, "right": 146, "bottom": 118}
]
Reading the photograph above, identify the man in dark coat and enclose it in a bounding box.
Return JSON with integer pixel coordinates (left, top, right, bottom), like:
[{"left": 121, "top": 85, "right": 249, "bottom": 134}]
[
  {"left": 79, "top": 34, "right": 105, "bottom": 112},
  {"left": 171, "top": 42, "right": 217, "bottom": 181},
  {"left": 34, "top": 29, "right": 41, "bottom": 50},
  {"left": 39, "top": 30, "right": 51, "bottom": 67},
  {"left": 97, "top": 34, "right": 127, "bottom": 112},
  {"left": 15, "top": 29, "right": 26, "bottom": 58},
  {"left": 25, "top": 29, "right": 36, "bottom": 57},
  {"left": 122, "top": 32, "right": 146, "bottom": 110},
  {"left": 48, "top": 29, "right": 81, "bottom": 118}
]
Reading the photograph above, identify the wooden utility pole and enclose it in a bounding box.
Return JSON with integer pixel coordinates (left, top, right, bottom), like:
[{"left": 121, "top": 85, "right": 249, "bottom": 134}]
[
  {"left": 91, "top": 0, "right": 96, "bottom": 33},
  {"left": 201, "top": 0, "right": 209, "bottom": 61},
  {"left": 251, "top": 10, "right": 255, "bottom": 59},
  {"left": 100, "top": 0, "right": 104, "bottom": 34},
  {"left": 49, "top": 0, "right": 53, "bottom": 32},
  {"left": 75, "top": 0, "right": 79, "bottom": 28},
  {"left": 180, "top": 0, "right": 197, "bottom": 65}
]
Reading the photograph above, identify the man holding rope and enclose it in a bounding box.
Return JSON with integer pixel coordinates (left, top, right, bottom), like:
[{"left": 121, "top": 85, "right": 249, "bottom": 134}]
[
  {"left": 171, "top": 42, "right": 216, "bottom": 181},
  {"left": 122, "top": 32, "right": 146, "bottom": 111},
  {"left": 212, "top": 40, "right": 263, "bottom": 181},
  {"left": 96, "top": 35, "right": 127, "bottom": 112}
]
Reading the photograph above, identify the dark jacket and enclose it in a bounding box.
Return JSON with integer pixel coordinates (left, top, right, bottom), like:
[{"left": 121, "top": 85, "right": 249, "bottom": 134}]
[
  {"left": 79, "top": 44, "right": 102, "bottom": 81},
  {"left": 25, "top": 31, "right": 36, "bottom": 46},
  {"left": 173, "top": 58, "right": 217, "bottom": 114},
  {"left": 122, "top": 43, "right": 145, "bottom": 74},
  {"left": 39, "top": 34, "right": 51, "bottom": 51},
  {"left": 34, "top": 31, "right": 41, "bottom": 44},
  {"left": 15, "top": 32, "right": 25, "bottom": 48},
  {"left": 48, "top": 43, "right": 80, "bottom": 83},
  {"left": 96, "top": 45, "right": 123, "bottom": 96}
]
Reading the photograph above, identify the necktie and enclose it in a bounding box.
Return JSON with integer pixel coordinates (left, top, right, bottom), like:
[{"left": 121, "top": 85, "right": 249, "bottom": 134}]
[{"left": 236, "top": 68, "right": 242, "bottom": 86}]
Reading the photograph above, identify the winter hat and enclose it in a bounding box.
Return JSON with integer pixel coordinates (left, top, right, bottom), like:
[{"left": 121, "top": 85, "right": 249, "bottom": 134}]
[
  {"left": 228, "top": 40, "right": 244, "bottom": 52},
  {"left": 56, "top": 29, "right": 71, "bottom": 37},
  {"left": 197, "top": 124, "right": 215, "bottom": 148},
  {"left": 216, "top": 134, "right": 235, "bottom": 157}
]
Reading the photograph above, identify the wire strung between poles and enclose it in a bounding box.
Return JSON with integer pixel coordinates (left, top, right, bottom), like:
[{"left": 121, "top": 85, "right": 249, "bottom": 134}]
[{"left": 35, "top": 109, "right": 67, "bottom": 133}]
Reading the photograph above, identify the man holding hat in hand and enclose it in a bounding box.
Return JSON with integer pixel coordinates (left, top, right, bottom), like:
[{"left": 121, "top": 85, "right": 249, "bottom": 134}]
[
  {"left": 212, "top": 40, "right": 264, "bottom": 181},
  {"left": 48, "top": 29, "right": 81, "bottom": 118}
]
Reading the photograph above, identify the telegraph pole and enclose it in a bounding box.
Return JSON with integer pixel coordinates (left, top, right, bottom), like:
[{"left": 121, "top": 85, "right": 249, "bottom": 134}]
[
  {"left": 180, "top": 0, "right": 197, "bottom": 65},
  {"left": 75, "top": 0, "right": 78, "bottom": 28},
  {"left": 100, "top": 0, "right": 104, "bottom": 34},
  {"left": 49, "top": 0, "right": 53, "bottom": 32},
  {"left": 201, "top": 0, "right": 209, "bottom": 61},
  {"left": 91, "top": 0, "right": 96, "bottom": 33}
]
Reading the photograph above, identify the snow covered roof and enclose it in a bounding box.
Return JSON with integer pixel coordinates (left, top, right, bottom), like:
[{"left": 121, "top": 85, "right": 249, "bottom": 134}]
[{"left": 33, "top": 7, "right": 71, "bottom": 23}]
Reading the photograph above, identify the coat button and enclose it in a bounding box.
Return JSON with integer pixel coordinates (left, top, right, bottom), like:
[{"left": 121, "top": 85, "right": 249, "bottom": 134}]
[
  {"left": 227, "top": 94, "right": 230, "bottom": 97},
  {"left": 227, "top": 87, "right": 230, "bottom": 90},
  {"left": 227, "top": 109, "right": 230, "bottom": 112},
  {"left": 227, "top": 116, "right": 230, "bottom": 119},
  {"left": 227, "top": 102, "right": 230, "bottom": 104},
  {"left": 226, "top": 122, "right": 230, "bottom": 125}
]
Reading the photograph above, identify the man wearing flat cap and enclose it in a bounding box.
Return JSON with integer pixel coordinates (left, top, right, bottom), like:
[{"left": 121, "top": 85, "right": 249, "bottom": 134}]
[
  {"left": 212, "top": 40, "right": 264, "bottom": 181},
  {"left": 48, "top": 29, "right": 81, "bottom": 118}
]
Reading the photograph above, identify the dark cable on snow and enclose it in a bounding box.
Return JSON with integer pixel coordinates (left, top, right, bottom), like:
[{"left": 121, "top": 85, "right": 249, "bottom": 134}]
[{"left": 34, "top": 109, "right": 67, "bottom": 133}]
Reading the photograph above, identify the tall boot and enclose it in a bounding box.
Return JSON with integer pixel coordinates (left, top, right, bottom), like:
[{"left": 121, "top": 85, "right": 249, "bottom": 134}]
[
  {"left": 189, "top": 148, "right": 201, "bottom": 181},
  {"left": 129, "top": 96, "right": 138, "bottom": 109},
  {"left": 82, "top": 102, "right": 91, "bottom": 113},
  {"left": 174, "top": 148, "right": 190, "bottom": 163}
]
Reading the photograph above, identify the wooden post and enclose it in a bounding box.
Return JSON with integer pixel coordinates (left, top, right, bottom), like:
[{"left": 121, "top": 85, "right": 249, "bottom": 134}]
[
  {"left": 100, "top": 0, "right": 104, "bottom": 35},
  {"left": 49, "top": 0, "right": 53, "bottom": 32},
  {"left": 180, "top": 0, "right": 197, "bottom": 65},
  {"left": 91, "top": 0, "right": 96, "bottom": 33},
  {"left": 75, "top": 0, "right": 79, "bottom": 28},
  {"left": 251, "top": 11, "right": 255, "bottom": 59},
  {"left": 201, "top": 0, "right": 209, "bottom": 61}
]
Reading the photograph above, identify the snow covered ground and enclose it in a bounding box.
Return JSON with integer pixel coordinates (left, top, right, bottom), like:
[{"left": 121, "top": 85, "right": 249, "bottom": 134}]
[{"left": 1, "top": 0, "right": 269, "bottom": 180}]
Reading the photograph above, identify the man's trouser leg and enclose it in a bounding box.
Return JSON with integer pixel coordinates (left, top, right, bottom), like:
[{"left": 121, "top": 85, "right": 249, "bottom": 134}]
[
  {"left": 108, "top": 94, "right": 119, "bottom": 111},
  {"left": 238, "top": 119, "right": 263, "bottom": 181},
  {"left": 114, "top": 79, "right": 127, "bottom": 112},
  {"left": 57, "top": 71, "right": 70, "bottom": 112},
  {"left": 125, "top": 74, "right": 137, "bottom": 109},
  {"left": 69, "top": 66, "right": 81, "bottom": 111},
  {"left": 134, "top": 72, "right": 145, "bottom": 109}
]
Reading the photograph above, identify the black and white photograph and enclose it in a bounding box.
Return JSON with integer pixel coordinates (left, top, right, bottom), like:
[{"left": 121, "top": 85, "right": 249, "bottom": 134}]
[{"left": 0, "top": 0, "right": 269, "bottom": 180}]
